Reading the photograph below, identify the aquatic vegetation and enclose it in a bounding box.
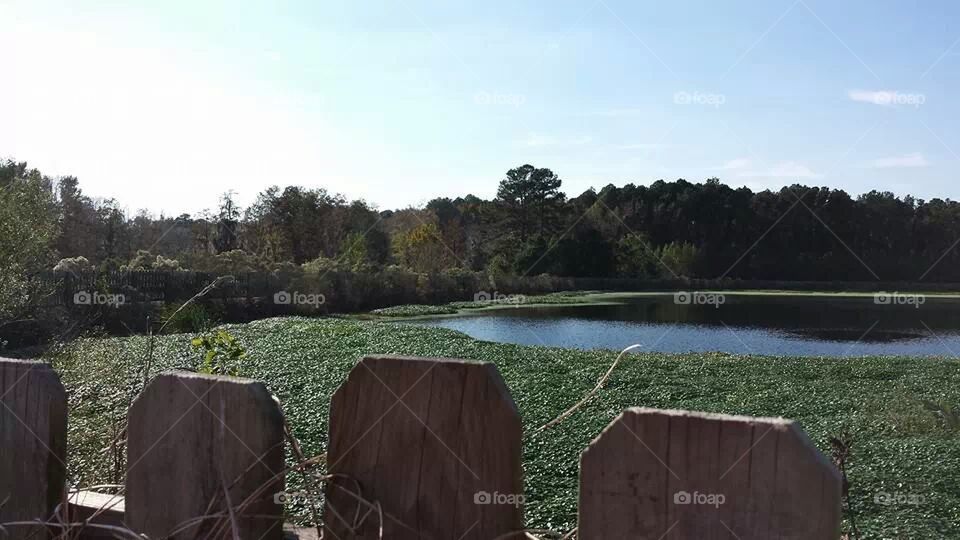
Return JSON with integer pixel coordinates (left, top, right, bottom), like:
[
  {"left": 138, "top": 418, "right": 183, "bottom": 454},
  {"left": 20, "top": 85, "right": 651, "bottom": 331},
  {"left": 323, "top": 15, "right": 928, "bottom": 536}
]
[{"left": 50, "top": 317, "right": 960, "bottom": 537}]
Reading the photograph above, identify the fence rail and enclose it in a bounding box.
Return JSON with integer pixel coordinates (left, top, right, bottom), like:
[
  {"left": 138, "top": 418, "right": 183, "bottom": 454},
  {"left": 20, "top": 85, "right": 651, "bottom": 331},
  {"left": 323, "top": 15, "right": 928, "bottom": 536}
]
[
  {"left": 34, "top": 270, "right": 277, "bottom": 306},
  {"left": 0, "top": 356, "right": 842, "bottom": 539}
]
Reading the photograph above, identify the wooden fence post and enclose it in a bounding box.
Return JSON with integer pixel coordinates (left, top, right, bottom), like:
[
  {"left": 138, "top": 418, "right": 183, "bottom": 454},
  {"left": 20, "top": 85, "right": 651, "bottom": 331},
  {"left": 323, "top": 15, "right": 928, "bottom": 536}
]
[
  {"left": 0, "top": 358, "right": 67, "bottom": 539},
  {"left": 579, "top": 408, "right": 841, "bottom": 539},
  {"left": 126, "top": 371, "right": 285, "bottom": 540},
  {"left": 324, "top": 355, "right": 523, "bottom": 539}
]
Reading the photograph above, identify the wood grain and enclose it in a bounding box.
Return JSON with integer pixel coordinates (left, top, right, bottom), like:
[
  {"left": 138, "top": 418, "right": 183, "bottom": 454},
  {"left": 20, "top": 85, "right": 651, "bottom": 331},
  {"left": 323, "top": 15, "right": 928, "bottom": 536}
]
[
  {"left": 68, "top": 490, "right": 126, "bottom": 540},
  {"left": 324, "top": 355, "right": 523, "bottom": 539},
  {"left": 0, "top": 358, "right": 67, "bottom": 540},
  {"left": 126, "top": 371, "right": 285, "bottom": 540},
  {"left": 579, "top": 408, "right": 841, "bottom": 539}
]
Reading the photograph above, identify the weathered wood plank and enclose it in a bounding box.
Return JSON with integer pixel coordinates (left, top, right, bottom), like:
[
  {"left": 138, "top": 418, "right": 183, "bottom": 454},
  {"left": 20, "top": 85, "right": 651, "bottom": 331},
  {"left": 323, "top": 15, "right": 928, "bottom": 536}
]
[
  {"left": 324, "top": 355, "right": 523, "bottom": 539},
  {"left": 67, "top": 490, "right": 126, "bottom": 540},
  {"left": 579, "top": 408, "right": 841, "bottom": 539},
  {"left": 126, "top": 371, "right": 285, "bottom": 540},
  {"left": 0, "top": 358, "right": 67, "bottom": 539}
]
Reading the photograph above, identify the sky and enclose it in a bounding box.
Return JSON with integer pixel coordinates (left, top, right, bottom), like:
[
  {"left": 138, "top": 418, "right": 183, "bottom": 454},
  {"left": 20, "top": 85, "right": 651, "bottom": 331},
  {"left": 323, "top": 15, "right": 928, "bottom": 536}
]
[{"left": 2, "top": 0, "right": 960, "bottom": 215}]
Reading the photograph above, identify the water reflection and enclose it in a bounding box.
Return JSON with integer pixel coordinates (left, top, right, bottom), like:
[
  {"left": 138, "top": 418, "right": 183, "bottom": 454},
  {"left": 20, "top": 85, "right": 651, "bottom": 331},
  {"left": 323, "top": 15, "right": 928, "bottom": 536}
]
[{"left": 405, "top": 294, "right": 960, "bottom": 357}]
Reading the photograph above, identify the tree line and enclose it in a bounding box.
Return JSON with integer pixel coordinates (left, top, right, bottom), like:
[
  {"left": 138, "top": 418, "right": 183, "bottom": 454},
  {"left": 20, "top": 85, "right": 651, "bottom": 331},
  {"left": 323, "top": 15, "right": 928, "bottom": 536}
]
[{"left": 3, "top": 157, "right": 960, "bottom": 317}]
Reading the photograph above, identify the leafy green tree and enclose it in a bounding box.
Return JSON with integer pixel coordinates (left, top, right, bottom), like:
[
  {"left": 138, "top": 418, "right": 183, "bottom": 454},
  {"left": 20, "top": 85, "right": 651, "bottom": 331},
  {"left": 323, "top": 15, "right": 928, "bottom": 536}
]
[
  {"left": 393, "top": 223, "right": 454, "bottom": 273},
  {"left": 153, "top": 254, "right": 183, "bottom": 271},
  {"left": 514, "top": 236, "right": 552, "bottom": 275},
  {"left": 552, "top": 226, "right": 615, "bottom": 277},
  {"left": 656, "top": 242, "right": 699, "bottom": 278},
  {"left": 0, "top": 161, "right": 59, "bottom": 317},
  {"left": 125, "top": 250, "right": 183, "bottom": 270},
  {"left": 95, "top": 199, "right": 128, "bottom": 263},
  {"left": 340, "top": 231, "right": 370, "bottom": 271},
  {"left": 213, "top": 190, "right": 241, "bottom": 253},
  {"left": 485, "top": 253, "right": 512, "bottom": 280},
  {"left": 55, "top": 175, "right": 98, "bottom": 260},
  {"left": 9, "top": 153, "right": 960, "bottom": 286},
  {"left": 615, "top": 233, "right": 658, "bottom": 278},
  {"left": 207, "top": 249, "right": 264, "bottom": 274},
  {"left": 496, "top": 164, "right": 565, "bottom": 242},
  {"left": 125, "top": 250, "right": 155, "bottom": 270}
]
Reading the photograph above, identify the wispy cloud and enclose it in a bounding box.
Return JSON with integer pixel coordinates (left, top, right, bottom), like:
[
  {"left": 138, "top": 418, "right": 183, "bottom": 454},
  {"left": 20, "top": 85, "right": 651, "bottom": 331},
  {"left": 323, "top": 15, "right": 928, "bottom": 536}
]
[
  {"left": 523, "top": 134, "right": 593, "bottom": 147},
  {"left": 868, "top": 152, "right": 929, "bottom": 169}
]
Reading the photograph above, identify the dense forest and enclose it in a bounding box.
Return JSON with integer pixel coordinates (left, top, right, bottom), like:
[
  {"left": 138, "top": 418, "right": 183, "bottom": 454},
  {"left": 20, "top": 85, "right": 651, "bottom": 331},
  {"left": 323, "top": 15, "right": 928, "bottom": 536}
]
[{"left": 4, "top": 158, "right": 960, "bottom": 305}]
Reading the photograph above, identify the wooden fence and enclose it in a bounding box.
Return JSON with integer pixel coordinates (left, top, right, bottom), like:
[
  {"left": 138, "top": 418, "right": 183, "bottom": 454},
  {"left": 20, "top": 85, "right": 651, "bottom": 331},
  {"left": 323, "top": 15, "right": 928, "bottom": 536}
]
[
  {"left": 34, "top": 270, "right": 277, "bottom": 306},
  {"left": 0, "top": 356, "right": 842, "bottom": 539}
]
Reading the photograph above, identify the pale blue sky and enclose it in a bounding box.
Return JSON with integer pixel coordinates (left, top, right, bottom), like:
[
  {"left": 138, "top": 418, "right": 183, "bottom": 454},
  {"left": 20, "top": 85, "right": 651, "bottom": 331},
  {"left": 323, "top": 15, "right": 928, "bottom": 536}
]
[{"left": 3, "top": 0, "right": 959, "bottom": 214}]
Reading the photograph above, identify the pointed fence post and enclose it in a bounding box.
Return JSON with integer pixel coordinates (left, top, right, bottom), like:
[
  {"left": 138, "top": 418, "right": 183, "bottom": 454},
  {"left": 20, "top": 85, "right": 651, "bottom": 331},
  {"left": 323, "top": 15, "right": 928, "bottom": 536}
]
[
  {"left": 126, "top": 371, "right": 285, "bottom": 540},
  {"left": 0, "top": 358, "right": 67, "bottom": 539},
  {"left": 578, "top": 408, "right": 842, "bottom": 539},
  {"left": 324, "top": 355, "right": 524, "bottom": 539}
]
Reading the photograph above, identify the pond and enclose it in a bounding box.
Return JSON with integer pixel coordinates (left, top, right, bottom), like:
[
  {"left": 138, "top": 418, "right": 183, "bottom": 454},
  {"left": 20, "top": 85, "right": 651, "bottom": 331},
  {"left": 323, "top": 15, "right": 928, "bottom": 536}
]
[{"left": 405, "top": 293, "right": 960, "bottom": 357}]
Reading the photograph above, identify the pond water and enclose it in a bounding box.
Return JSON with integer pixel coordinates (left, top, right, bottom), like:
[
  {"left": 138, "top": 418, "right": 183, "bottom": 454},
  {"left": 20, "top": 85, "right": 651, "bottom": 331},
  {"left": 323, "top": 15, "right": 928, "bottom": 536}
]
[{"left": 405, "top": 293, "right": 960, "bottom": 357}]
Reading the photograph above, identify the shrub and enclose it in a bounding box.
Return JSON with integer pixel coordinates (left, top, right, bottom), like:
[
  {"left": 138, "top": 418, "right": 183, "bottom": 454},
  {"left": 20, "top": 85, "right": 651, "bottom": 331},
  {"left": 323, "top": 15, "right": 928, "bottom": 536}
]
[
  {"left": 54, "top": 256, "right": 94, "bottom": 274},
  {"left": 158, "top": 302, "right": 221, "bottom": 334},
  {"left": 192, "top": 249, "right": 265, "bottom": 274},
  {"left": 191, "top": 329, "right": 246, "bottom": 376}
]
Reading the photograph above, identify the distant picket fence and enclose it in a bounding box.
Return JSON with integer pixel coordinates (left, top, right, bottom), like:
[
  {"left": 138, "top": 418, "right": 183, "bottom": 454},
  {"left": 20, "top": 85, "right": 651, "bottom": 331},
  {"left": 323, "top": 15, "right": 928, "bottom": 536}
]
[
  {"left": 0, "top": 356, "right": 842, "bottom": 539},
  {"left": 34, "top": 270, "right": 276, "bottom": 306}
]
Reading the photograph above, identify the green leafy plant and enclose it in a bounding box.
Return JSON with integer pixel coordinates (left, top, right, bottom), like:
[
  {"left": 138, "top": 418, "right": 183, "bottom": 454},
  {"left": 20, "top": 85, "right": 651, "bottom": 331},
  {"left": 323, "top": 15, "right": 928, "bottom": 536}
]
[
  {"left": 369, "top": 304, "right": 458, "bottom": 317},
  {"left": 190, "top": 329, "right": 246, "bottom": 376},
  {"left": 921, "top": 399, "right": 960, "bottom": 430},
  {"left": 160, "top": 302, "right": 220, "bottom": 334}
]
